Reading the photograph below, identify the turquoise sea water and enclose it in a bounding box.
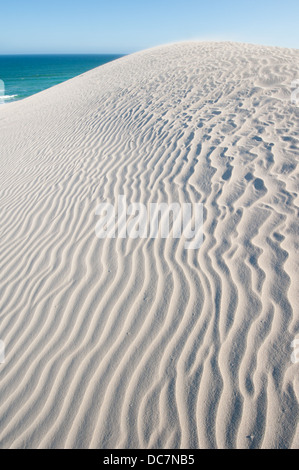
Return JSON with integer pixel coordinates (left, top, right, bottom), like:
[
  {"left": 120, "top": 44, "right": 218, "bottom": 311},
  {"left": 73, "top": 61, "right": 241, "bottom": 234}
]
[{"left": 0, "top": 54, "right": 123, "bottom": 103}]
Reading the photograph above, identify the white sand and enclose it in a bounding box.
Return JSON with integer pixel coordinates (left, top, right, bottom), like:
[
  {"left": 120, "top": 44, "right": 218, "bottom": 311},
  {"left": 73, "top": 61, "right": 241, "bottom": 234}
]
[{"left": 0, "top": 42, "right": 299, "bottom": 449}]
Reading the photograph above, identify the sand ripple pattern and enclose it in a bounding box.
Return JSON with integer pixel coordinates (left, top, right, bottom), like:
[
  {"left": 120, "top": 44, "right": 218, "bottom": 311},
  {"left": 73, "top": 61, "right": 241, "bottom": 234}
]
[{"left": 0, "top": 42, "right": 299, "bottom": 449}]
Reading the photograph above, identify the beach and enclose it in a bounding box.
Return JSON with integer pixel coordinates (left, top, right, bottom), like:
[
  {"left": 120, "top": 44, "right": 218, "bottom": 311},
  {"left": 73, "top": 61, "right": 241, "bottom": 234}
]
[
  {"left": 0, "top": 41, "right": 298, "bottom": 449},
  {"left": 0, "top": 54, "right": 122, "bottom": 102}
]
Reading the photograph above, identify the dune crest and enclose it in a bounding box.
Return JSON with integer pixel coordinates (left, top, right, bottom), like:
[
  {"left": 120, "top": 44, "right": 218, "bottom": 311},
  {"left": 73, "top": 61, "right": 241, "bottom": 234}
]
[{"left": 0, "top": 42, "right": 299, "bottom": 449}]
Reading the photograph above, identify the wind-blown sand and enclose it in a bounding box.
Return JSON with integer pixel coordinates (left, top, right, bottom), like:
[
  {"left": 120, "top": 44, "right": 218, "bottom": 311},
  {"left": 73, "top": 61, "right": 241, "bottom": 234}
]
[{"left": 0, "top": 42, "right": 299, "bottom": 449}]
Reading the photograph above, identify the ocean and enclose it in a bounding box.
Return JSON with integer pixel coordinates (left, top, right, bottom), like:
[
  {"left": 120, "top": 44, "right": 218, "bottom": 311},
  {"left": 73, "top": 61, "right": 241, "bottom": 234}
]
[{"left": 0, "top": 54, "right": 123, "bottom": 103}]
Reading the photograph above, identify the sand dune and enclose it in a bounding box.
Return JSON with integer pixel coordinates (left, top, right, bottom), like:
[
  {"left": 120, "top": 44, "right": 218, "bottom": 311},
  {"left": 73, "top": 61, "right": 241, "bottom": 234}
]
[{"left": 0, "top": 42, "right": 299, "bottom": 449}]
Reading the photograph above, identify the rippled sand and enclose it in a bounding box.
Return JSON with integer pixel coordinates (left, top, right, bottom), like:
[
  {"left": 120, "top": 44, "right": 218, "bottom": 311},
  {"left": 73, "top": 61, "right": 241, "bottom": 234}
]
[{"left": 0, "top": 42, "right": 298, "bottom": 449}]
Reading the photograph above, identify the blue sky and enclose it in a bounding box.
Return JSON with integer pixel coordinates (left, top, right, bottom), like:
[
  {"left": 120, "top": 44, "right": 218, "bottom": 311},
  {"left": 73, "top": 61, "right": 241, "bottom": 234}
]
[{"left": 1, "top": 0, "right": 298, "bottom": 54}]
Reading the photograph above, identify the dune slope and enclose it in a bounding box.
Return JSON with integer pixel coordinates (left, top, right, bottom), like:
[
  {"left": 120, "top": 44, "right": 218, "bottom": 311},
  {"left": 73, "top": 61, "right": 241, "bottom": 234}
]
[{"left": 0, "top": 42, "right": 299, "bottom": 449}]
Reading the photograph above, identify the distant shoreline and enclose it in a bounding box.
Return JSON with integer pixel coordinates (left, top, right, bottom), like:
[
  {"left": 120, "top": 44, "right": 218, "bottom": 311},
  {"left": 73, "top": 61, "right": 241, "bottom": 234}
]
[{"left": 0, "top": 54, "right": 124, "bottom": 103}]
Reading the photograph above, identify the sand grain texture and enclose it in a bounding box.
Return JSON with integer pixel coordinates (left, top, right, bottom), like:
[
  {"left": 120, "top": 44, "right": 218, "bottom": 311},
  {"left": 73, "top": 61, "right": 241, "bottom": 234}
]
[{"left": 0, "top": 42, "right": 299, "bottom": 449}]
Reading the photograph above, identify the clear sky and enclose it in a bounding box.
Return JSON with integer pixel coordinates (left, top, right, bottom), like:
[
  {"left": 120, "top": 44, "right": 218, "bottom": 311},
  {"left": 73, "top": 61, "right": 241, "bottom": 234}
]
[{"left": 1, "top": 0, "right": 298, "bottom": 54}]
